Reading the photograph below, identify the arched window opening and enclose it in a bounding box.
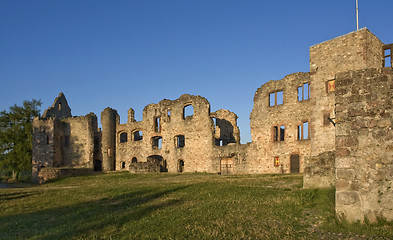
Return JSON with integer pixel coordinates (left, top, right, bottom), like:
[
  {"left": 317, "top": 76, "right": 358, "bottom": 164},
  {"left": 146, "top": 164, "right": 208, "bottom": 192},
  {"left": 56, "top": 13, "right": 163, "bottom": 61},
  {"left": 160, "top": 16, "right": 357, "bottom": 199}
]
[
  {"left": 178, "top": 159, "right": 184, "bottom": 172},
  {"left": 119, "top": 132, "right": 128, "bottom": 143},
  {"left": 175, "top": 135, "right": 185, "bottom": 148},
  {"left": 152, "top": 136, "right": 163, "bottom": 149},
  {"left": 131, "top": 157, "right": 138, "bottom": 163},
  {"left": 133, "top": 130, "right": 143, "bottom": 141},
  {"left": 183, "top": 104, "right": 194, "bottom": 119}
]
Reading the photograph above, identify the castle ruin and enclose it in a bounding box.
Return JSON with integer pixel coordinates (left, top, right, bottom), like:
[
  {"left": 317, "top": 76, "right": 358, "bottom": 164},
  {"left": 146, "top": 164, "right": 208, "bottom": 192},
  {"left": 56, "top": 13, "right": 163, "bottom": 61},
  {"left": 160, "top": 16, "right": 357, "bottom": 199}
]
[{"left": 32, "top": 28, "right": 393, "bottom": 222}]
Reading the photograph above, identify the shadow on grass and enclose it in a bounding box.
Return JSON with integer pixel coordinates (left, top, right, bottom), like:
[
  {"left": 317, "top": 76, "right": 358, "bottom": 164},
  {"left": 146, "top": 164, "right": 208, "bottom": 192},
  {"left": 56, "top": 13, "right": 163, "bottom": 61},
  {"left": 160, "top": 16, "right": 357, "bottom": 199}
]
[
  {"left": 0, "top": 185, "right": 189, "bottom": 239},
  {"left": 0, "top": 191, "right": 37, "bottom": 201}
]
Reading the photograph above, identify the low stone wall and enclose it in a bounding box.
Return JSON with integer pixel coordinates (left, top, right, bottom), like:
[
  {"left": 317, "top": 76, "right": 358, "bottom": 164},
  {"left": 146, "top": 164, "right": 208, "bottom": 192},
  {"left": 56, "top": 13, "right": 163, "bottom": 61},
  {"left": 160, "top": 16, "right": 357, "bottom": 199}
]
[
  {"left": 129, "top": 162, "right": 160, "bottom": 173},
  {"left": 38, "top": 167, "right": 94, "bottom": 183},
  {"left": 303, "top": 151, "right": 335, "bottom": 188}
]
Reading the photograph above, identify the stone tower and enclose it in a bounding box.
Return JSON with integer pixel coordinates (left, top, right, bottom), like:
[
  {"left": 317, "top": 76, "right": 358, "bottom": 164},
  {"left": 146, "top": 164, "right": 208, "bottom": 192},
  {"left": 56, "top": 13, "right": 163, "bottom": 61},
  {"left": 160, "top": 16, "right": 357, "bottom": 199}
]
[{"left": 101, "top": 108, "right": 118, "bottom": 171}]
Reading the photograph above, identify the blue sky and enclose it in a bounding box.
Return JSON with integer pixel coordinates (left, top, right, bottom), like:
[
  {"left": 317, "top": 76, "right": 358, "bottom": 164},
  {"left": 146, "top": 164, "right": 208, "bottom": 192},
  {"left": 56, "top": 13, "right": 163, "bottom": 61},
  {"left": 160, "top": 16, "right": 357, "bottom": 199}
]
[{"left": 1, "top": 0, "right": 392, "bottom": 143}]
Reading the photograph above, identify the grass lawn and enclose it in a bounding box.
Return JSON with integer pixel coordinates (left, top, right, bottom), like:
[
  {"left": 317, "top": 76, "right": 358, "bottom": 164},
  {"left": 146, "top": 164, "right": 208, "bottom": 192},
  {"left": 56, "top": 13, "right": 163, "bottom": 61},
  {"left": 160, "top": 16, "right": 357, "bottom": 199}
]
[{"left": 0, "top": 173, "right": 392, "bottom": 239}]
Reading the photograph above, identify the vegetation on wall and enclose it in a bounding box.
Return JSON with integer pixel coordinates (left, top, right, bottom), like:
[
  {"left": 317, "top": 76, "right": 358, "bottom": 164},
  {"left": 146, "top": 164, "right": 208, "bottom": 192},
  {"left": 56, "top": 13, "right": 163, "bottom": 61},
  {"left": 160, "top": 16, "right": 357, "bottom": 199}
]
[{"left": 0, "top": 99, "right": 41, "bottom": 181}]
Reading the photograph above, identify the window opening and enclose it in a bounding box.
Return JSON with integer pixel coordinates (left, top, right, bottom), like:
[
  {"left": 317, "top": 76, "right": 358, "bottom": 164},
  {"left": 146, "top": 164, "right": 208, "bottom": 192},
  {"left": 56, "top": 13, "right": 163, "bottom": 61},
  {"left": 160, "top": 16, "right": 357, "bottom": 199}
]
[
  {"left": 58, "top": 103, "right": 62, "bottom": 111},
  {"left": 273, "top": 125, "right": 285, "bottom": 141},
  {"left": 133, "top": 130, "right": 143, "bottom": 141},
  {"left": 384, "top": 48, "right": 392, "bottom": 67},
  {"left": 176, "top": 135, "right": 185, "bottom": 148},
  {"left": 298, "top": 82, "right": 310, "bottom": 101},
  {"left": 274, "top": 157, "right": 280, "bottom": 166},
  {"left": 326, "top": 80, "right": 335, "bottom": 93},
  {"left": 167, "top": 110, "right": 171, "bottom": 120},
  {"left": 178, "top": 159, "right": 184, "bottom": 172},
  {"left": 119, "top": 132, "right": 127, "bottom": 143},
  {"left": 46, "top": 135, "right": 49, "bottom": 144},
  {"left": 152, "top": 136, "right": 163, "bottom": 149},
  {"left": 121, "top": 162, "right": 126, "bottom": 169},
  {"left": 298, "top": 122, "right": 310, "bottom": 140},
  {"left": 269, "top": 91, "right": 283, "bottom": 106},
  {"left": 131, "top": 157, "right": 138, "bottom": 163},
  {"left": 154, "top": 117, "right": 160, "bottom": 132},
  {"left": 183, "top": 105, "right": 194, "bottom": 119}
]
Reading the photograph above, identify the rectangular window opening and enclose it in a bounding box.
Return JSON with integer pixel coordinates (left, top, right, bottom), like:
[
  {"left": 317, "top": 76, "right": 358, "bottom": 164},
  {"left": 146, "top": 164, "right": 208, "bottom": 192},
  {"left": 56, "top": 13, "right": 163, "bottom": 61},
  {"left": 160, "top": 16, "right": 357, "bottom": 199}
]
[
  {"left": 176, "top": 135, "right": 185, "bottom": 148},
  {"left": 385, "top": 49, "right": 391, "bottom": 67},
  {"left": 273, "top": 125, "right": 285, "bottom": 142},
  {"left": 152, "top": 137, "right": 163, "bottom": 149},
  {"left": 269, "top": 91, "right": 284, "bottom": 106},
  {"left": 269, "top": 93, "right": 275, "bottom": 106},
  {"left": 298, "top": 122, "right": 310, "bottom": 140},
  {"left": 298, "top": 83, "right": 310, "bottom": 101},
  {"left": 280, "top": 126, "right": 285, "bottom": 141},
  {"left": 154, "top": 117, "right": 160, "bottom": 132}
]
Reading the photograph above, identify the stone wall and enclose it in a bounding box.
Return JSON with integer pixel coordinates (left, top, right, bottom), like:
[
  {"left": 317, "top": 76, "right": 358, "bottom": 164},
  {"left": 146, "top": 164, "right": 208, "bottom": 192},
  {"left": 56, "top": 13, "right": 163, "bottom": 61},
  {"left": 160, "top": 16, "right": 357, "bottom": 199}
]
[
  {"left": 41, "top": 92, "right": 72, "bottom": 120},
  {"left": 303, "top": 151, "right": 335, "bottom": 188},
  {"left": 61, "top": 114, "right": 97, "bottom": 168},
  {"left": 115, "top": 94, "right": 241, "bottom": 174},
  {"left": 32, "top": 96, "right": 99, "bottom": 183},
  {"left": 129, "top": 158, "right": 161, "bottom": 173},
  {"left": 335, "top": 68, "right": 393, "bottom": 222},
  {"left": 38, "top": 167, "right": 94, "bottom": 183},
  {"left": 249, "top": 72, "right": 312, "bottom": 173}
]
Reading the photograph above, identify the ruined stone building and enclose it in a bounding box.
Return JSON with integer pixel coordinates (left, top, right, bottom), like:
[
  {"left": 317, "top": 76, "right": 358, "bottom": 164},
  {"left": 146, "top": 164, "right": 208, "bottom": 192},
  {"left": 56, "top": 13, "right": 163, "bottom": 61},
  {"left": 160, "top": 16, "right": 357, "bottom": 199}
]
[{"left": 32, "top": 28, "right": 393, "bottom": 222}]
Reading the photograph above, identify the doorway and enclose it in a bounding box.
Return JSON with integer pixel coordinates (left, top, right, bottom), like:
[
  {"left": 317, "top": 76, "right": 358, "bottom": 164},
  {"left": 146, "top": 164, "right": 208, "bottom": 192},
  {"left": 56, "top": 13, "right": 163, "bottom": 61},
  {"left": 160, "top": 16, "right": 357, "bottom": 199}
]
[
  {"left": 220, "top": 157, "right": 234, "bottom": 175},
  {"left": 290, "top": 154, "right": 300, "bottom": 173}
]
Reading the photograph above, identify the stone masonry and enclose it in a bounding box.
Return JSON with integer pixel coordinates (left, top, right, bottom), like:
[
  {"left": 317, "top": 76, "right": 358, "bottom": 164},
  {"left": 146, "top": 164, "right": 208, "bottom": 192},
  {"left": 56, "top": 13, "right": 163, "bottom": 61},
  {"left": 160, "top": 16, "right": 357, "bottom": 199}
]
[
  {"left": 335, "top": 68, "right": 393, "bottom": 222},
  {"left": 32, "top": 28, "right": 392, "bottom": 222}
]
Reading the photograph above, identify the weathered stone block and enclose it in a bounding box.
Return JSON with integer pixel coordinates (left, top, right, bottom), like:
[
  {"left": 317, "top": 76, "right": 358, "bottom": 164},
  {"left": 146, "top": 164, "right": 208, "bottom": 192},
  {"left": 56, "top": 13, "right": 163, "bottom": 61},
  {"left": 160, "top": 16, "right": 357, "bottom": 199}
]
[{"left": 336, "top": 191, "right": 361, "bottom": 205}]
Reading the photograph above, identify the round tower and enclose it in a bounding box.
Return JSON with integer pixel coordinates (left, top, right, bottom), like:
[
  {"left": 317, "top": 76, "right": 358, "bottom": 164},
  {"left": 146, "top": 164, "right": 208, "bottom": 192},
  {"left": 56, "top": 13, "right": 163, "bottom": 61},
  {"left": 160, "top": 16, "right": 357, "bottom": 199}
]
[{"left": 101, "top": 108, "right": 118, "bottom": 171}]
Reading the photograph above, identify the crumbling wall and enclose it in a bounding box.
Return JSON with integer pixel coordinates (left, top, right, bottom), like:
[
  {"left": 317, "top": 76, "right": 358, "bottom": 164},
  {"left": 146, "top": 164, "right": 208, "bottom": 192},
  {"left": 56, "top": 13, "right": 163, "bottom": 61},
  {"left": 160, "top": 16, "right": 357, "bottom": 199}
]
[
  {"left": 249, "top": 72, "right": 312, "bottom": 173},
  {"left": 115, "top": 94, "right": 217, "bottom": 173},
  {"left": 129, "top": 158, "right": 160, "bottom": 173},
  {"left": 211, "top": 109, "right": 240, "bottom": 146},
  {"left": 41, "top": 92, "right": 72, "bottom": 120},
  {"left": 335, "top": 68, "right": 393, "bottom": 222},
  {"left": 303, "top": 151, "right": 335, "bottom": 188},
  {"left": 32, "top": 94, "right": 100, "bottom": 183},
  {"left": 38, "top": 167, "right": 93, "bottom": 184}
]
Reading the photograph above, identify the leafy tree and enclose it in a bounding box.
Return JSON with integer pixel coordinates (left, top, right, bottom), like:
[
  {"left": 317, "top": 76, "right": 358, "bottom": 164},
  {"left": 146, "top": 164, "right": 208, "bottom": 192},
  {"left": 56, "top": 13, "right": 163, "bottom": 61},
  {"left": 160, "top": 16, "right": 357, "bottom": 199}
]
[{"left": 0, "top": 99, "right": 42, "bottom": 180}]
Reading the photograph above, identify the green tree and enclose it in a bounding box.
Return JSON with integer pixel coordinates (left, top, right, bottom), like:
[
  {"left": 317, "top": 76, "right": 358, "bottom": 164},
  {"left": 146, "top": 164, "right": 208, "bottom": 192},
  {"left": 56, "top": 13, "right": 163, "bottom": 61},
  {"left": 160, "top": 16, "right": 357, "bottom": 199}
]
[{"left": 0, "top": 99, "right": 42, "bottom": 180}]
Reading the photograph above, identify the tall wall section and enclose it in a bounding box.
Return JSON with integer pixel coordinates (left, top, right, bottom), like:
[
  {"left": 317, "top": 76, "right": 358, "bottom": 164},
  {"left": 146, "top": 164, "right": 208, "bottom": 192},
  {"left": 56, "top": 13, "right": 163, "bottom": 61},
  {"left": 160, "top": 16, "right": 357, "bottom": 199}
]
[
  {"left": 249, "top": 72, "right": 312, "bottom": 173},
  {"left": 61, "top": 114, "right": 98, "bottom": 168},
  {"left": 309, "top": 28, "right": 384, "bottom": 157},
  {"left": 115, "top": 94, "right": 216, "bottom": 173},
  {"left": 304, "top": 28, "right": 385, "bottom": 188},
  {"left": 335, "top": 68, "right": 393, "bottom": 223}
]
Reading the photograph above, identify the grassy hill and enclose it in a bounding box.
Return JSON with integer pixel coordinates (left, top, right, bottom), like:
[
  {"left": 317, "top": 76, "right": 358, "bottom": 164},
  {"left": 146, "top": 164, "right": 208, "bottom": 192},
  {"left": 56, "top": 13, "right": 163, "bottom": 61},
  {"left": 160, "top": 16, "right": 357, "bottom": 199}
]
[{"left": 0, "top": 173, "right": 392, "bottom": 239}]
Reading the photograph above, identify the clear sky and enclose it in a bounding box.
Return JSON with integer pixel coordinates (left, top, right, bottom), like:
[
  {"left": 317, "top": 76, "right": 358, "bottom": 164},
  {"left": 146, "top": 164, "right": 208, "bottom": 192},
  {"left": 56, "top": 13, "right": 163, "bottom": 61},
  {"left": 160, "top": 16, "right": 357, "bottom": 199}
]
[{"left": 1, "top": 0, "right": 392, "bottom": 143}]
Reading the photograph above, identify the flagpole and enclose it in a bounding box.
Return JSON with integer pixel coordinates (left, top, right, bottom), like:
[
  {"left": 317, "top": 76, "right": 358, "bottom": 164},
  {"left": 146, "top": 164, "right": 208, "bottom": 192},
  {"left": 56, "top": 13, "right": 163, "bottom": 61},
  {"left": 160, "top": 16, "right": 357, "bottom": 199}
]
[{"left": 356, "top": 0, "right": 359, "bottom": 30}]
